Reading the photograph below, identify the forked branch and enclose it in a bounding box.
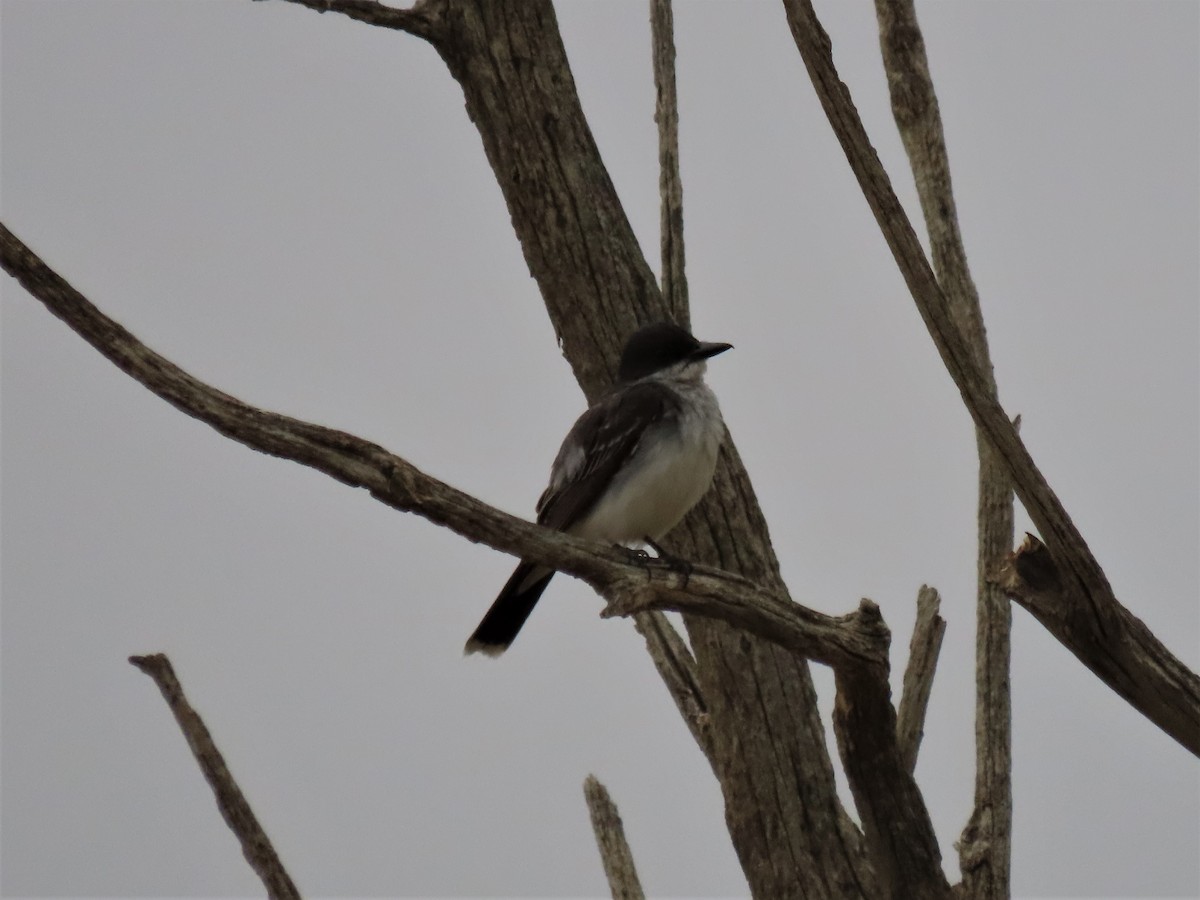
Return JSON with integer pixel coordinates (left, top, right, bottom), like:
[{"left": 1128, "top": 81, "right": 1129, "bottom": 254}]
[
  {"left": 997, "top": 534, "right": 1200, "bottom": 756},
  {"left": 781, "top": 0, "right": 1200, "bottom": 757},
  {"left": 255, "top": 2, "right": 873, "bottom": 892},
  {"left": 5, "top": 220, "right": 950, "bottom": 895}
]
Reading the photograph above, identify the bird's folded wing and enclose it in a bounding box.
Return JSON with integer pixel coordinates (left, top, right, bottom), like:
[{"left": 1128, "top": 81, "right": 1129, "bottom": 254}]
[{"left": 535, "top": 381, "right": 680, "bottom": 532}]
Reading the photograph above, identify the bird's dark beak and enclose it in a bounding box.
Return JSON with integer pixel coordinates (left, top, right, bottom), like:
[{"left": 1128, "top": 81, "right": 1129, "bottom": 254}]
[{"left": 693, "top": 341, "right": 733, "bottom": 361}]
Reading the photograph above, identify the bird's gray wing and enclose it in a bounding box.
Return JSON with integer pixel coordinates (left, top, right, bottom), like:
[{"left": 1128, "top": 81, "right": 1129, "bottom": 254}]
[{"left": 535, "top": 381, "right": 679, "bottom": 532}]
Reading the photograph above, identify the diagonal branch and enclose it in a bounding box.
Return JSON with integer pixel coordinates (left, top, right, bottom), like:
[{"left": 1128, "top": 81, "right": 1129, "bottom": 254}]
[
  {"left": 583, "top": 775, "right": 646, "bottom": 900},
  {"left": 650, "top": 0, "right": 688, "bottom": 325},
  {"left": 632, "top": 612, "right": 713, "bottom": 757},
  {"left": 896, "top": 585, "right": 946, "bottom": 775},
  {"left": 0, "top": 222, "right": 883, "bottom": 674},
  {"left": 605, "top": 583, "right": 887, "bottom": 673},
  {"left": 998, "top": 533, "right": 1200, "bottom": 754},
  {"left": 618, "top": 597, "right": 951, "bottom": 898},
  {"left": 618, "top": 601, "right": 948, "bottom": 899},
  {"left": 5, "top": 219, "right": 948, "bottom": 895},
  {"left": 265, "top": 0, "right": 437, "bottom": 38},
  {"left": 781, "top": 0, "right": 1200, "bottom": 757},
  {"left": 832, "top": 643, "right": 952, "bottom": 900},
  {"left": 872, "top": 2, "right": 1013, "bottom": 893},
  {"left": 130, "top": 654, "right": 301, "bottom": 900}
]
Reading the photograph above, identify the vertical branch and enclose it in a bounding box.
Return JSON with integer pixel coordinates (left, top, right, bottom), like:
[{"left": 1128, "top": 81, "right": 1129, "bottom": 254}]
[
  {"left": 960, "top": 444, "right": 1014, "bottom": 897},
  {"left": 129, "top": 654, "right": 301, "bottom": 900},
  {"left": 583, "top": 775, "right": 646, "bottom": 900},
  {"left": 830, "top": 603, "right": 952, "bottom": 899},
  {"left": 650, "top": 0, "right": 689, "bottom": 325},
  {"left": 896, "top": 585, "right": 947, "bottom": 774},
  {"left": 872, "top": 3, "right": 1013, "bottom": 894}
]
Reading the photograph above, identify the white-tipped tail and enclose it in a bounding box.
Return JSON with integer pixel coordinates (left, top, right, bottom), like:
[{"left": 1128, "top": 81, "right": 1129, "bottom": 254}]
[{"left": 463, "top": 638, "right": 507, "bottom": 658}]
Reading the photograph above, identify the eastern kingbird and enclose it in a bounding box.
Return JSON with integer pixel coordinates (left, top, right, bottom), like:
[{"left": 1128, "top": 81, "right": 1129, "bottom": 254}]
[{"left": 465, "top": 322, "right": 732, "bottom": 656}]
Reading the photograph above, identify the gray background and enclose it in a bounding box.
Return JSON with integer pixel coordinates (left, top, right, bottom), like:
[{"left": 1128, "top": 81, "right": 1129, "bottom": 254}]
[{"left": 2, "top": 1, "right": 1197, "bottom": 897}]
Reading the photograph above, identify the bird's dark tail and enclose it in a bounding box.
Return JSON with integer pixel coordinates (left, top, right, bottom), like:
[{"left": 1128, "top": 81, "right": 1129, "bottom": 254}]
[{"left": 464, "top": 562, "right": 555, "bottom": 657}]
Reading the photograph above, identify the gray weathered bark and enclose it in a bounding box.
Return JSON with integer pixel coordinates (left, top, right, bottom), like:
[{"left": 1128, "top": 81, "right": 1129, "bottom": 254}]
[
  {"left": 399, "top": 2, "right": 878, "bottom": 895},
  {"left": 633, "top": 611, "right": 714, "bottom": 759},
  {"left": 129, "top": 654, "right": 301, "bottom": 900},
  {"left": 872, "top": 2, "right": 1013, "bottom": 893},
  {"left": 3, "top": 219, "right": 917, "bottom": 894},
  {"left": 780, "top": 0, "right": 1199, "bottom": 759},
  {"left": 6, "top": 1, "right": 1197, "bottom": 896},
  {"left": 651, "top": 0, "right": 688, "bottom": 324},
  {"left": 583, "top": 776, "right": 646, "bottom": 900},
  {"left": 896, "top": 585, "right": 946, "bottom": 775}
]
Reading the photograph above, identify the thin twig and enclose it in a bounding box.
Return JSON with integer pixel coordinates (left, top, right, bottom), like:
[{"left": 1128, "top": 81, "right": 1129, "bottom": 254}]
[
  {"left": 896, "top": 585, "right": 946, "bottom": 774},
  {"left": 129, "top": 654, "right": 300, "bottom": 899},
  {"left": 650, "top": 0, "right": 688, "bottom": 325},
  {"left": 583, "top": 775, "right": 646, "bottom": 900},
  {"left": 267, "top": 0, "right": 437, "bottom": 38}
]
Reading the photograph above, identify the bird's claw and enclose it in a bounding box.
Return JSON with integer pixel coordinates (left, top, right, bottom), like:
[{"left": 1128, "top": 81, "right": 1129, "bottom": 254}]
[
  {"left": 618, "top": 545, "right": 650, "bottom": 561},
  {"left": 641, "top": 536, "right": 694, "bottom": 589}
]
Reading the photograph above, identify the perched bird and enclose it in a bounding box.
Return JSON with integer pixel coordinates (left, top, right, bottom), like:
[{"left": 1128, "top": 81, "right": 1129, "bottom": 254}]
[{"left": 465, "top": 321, "right": 732, "bottom": 656}]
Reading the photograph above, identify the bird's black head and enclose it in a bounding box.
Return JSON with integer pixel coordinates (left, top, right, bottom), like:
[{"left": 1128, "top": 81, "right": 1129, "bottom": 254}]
[{"left": 617, "top": 322, "right": 732, "bottom": 383}]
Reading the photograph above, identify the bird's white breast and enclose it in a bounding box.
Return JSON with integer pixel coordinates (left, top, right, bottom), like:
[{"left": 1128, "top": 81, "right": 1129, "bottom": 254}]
[{"left": 574, "top": 380, "right": 724, "bottom": 544}]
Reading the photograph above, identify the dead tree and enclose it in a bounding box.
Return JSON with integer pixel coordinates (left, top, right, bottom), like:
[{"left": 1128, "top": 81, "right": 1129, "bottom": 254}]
[{"left": 2, "top": 1, "right": 1196, "bottom": 898}]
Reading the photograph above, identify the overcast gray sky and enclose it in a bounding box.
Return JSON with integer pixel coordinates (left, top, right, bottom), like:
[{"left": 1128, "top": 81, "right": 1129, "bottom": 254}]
[{"left": 2, "top": 1, "right": 1197, "bottom": 897}]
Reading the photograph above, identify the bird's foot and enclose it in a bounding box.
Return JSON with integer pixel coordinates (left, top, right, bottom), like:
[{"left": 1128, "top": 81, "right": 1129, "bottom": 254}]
[
  {"left": 641, "top": 536, "right": 693, "bottom": 589},
  {"left": 620, "top": 545, "right": 653, "bottom": 562},
  {"left": 618, "top": 545, "right": 656, "bottom": 578}
]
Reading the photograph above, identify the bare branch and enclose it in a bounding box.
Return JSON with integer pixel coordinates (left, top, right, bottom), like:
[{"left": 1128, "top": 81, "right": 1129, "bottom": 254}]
[
  {"left": 267, "top": 0, "right": 438, "bottom": 39},
  {"left": 375, "top": 3, "right": 873, "bottom": 890},
  {"left": 779, "top": 0, "right": 1199, "bottom": 755},
  {"left": 621, "top": 593, "right": 948, "bottom": 895},
  {"left": 650, "top": 0, "right": 688, "bottom": 324},
  {"left": 606, "top": 580, "right": 886, "bottom": 672},
  {"left": 896, "top": 585, "right": 946, "bottom": 774},
  {"left": 830, "top": 602, "right": 953, "bottom": 900},
  {"left": 873, "top": 0, "right": 989, "bottom": 363},
  {"left": 632, "top": 612, "right": 713, "bottom": 757},
  {"left": 1, "top": 222, "right": 885, "bottom": 675},
  {"left": 129, "top": 654, "right": 300, "bottom": 900},
  {"left": 3, "top": 207, "right": 873, "bottom": 888},
  {"left": 872, "top": 3, "right": 1014, "bottom": 891},
  {"left": 583, "top": 775, "right": 646, "bottom": 900},
  {"left": 998, "top": 535, "right": 1200, "bottom": 756},
  {"left": 961, "top": 443, "right": 1015, "bottom": 897}
]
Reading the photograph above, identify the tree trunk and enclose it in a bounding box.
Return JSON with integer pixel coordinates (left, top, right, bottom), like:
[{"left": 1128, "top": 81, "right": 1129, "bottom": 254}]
[{"left": 423, "top": 1, "right": 873, "bottom": 894}]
